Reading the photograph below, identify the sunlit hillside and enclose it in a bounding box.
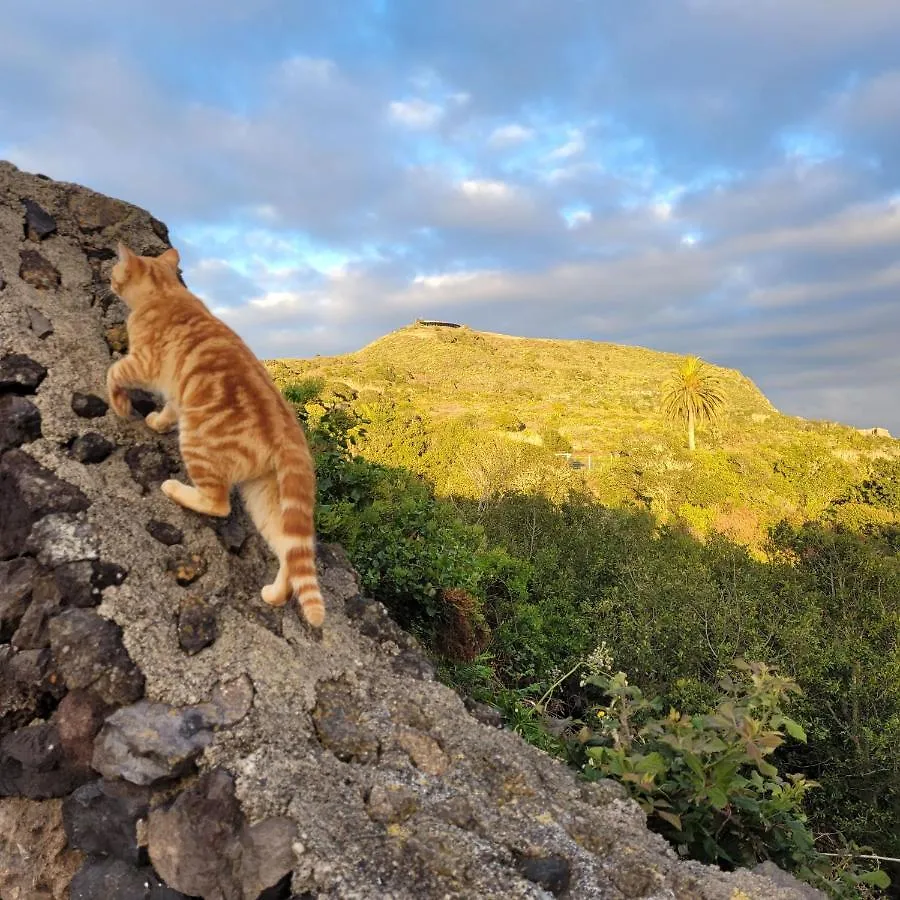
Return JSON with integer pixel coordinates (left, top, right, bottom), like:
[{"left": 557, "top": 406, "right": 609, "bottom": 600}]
[{"left": 267, "top": 321, "right": 899, "bottom": 543}]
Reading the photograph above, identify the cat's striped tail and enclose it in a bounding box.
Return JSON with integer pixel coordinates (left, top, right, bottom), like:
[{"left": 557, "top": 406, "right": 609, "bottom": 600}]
[{"left": 274, "top": 444, "right": 325, "bottom": 628}]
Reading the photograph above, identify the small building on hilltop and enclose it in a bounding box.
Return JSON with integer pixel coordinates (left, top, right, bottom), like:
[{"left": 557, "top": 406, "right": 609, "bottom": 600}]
[{"left": 415, "top": 318, "right": 463, "bottom": 328}]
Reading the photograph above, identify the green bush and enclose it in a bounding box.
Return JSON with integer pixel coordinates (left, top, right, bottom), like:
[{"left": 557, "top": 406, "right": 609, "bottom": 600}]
[
  {"left": 574, "top": 661, "right": 890, "bottom": 896},
  {"left": 581, "top": 661, "right": 816, "bottom": 867},
  {"left": 843, "top": 458, "right": 900, "bottom": 510},
  {"left": 282, "top": 377, "right": 325, "bottom": 409},
  {"left": 540, "top": 427, "right": 573, "bottom": 453},
  {"left": 494, "top": 410, "right": 526, "bottom": 432}
]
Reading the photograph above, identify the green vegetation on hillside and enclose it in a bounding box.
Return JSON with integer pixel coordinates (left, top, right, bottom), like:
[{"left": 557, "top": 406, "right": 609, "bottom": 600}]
[
  {"left": 269, "top": 322, "right": 899, "bottom": 546},
  {"left": 271, "top": 324, "right": 900, "bottom": 896}
]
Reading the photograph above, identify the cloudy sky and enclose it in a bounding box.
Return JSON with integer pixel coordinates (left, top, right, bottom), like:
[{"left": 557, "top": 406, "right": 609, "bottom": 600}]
[{"left": 3, "top": 1, "right": 900, "bottom": 431}]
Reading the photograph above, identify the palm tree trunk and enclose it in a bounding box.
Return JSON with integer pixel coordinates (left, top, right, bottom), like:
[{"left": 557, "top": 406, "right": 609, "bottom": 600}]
[{"left": 688, "top": 408, "right": 696, "bottom": 451}]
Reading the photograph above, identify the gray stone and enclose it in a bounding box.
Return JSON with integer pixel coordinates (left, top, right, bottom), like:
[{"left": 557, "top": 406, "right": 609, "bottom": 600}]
[
  {"left": 26, "top": 305, "right": 54, "bottom": 338},
  {"left": 69, "top": 191, "right": 129, "bottom": 231},
  {"left": 209, "top": 674, "right": 254, "bottom": 726},
  {"left": 0, "top": 722, "right": 90, "bottom": 799},
  {"left": 366, "top": 780, "right": 419, "bottom": 824},
  {"left": 0, "top": 450, "right": 90, "bottom": 558},
  {"left": 0, "top": 394, "right": 41, "bottom": 450},
  {"left": 63, "top": 779, "right": 151, "bottom": 863},
  {"left": 0, "top": 353, "right": 47, "bottom": 394},
  {"left": 53, "top": 559, "right": 101, "bottom": 607},
  {"left": 19, "top": 249, "right": 61, "bottom": 289},
  {"left": 23, "top": 198, "right": 57, "bottom": 241},
  {"left": 214, "top": 512, "right": 249, "bottom": 554},
  {"left": 26, "top": 513, "right": 99, "bottom": 567},
  {"left": 177, "top": 595, "right": 218, "bottom": 655},
  {"left": 312, "top": 681, "right": 381, "bottom": 764},
  {"left": 69, "top": 856, "right": 188, "bottom": 900},
  {"left": 70, "top": 431, "right": 115, "bottom": 463},
  {"left": 753, "top": 862, "right": 826, "bottom": 899},
  {"left": 92, "top": 700, "right": 215, "bottom": 785},
  {"left": 464, "top": 697, "right": 505, "bottom": 728},
  {"left": 0, "top": 557, "right": 36, "bottom": 641},
  {"left": 146, "top": 519, "right": 183, "bottom": 545},
  {"left": 148, "top": 768, "right": 295, "bottom": 900},
  {"left": 49, "top": 609, "right": 145, "bottom": 706},
  {"left": 517, "top": 855, "right": 571, "bottom": 895},
  {"left": 125, "top": 442, "right": 178, "bottom": 493},
  {"left": 71, "top": 391, "right": 108, "bottom": 418},
  {"left": 0, "top": 645, "right": 64, "bottom": 736},
  {"left": 391, "top": 648, "right": 436, "bottom": 681},
  {"left": 11, "top": 572, "right": 62, "bottom": 649}
]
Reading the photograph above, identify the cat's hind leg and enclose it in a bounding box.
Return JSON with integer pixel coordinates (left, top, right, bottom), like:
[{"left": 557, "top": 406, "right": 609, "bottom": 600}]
[
  {"left": 162, "top": 435, "right": 231, "bottom": 517},
  {"left": 240, "top": 474, "right": 290, "bottom": 607}
]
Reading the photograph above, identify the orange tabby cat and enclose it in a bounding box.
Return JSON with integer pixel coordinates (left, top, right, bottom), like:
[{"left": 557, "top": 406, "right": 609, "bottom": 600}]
[{"left": 105, "top": 243, "right": 325, "bottom": 628}]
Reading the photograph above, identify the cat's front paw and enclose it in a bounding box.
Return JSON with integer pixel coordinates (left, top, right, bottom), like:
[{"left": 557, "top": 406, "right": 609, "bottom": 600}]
[
  {"left": 145, "top": 411, "right": 171, "bottom": 433},
  {"left": 108, "top": 387, "right": 132, "bottom": 418}
]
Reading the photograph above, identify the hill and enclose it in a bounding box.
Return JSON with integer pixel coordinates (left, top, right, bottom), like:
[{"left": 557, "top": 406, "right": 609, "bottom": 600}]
[
  {"left": 268, "top": 322, "right": 899, "bottom": 545},
  {"left": 271, "top": 320, "right": 773, "bottom": 442}
]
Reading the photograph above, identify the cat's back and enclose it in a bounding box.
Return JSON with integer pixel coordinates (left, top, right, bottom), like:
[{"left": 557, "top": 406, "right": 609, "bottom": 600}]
[{"left": 168, "top": 293, "right": 292, "bottom": 422}]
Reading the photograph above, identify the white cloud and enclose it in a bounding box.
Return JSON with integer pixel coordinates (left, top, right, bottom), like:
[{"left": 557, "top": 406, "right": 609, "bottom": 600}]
[
  {"left": 547, "top": 128, "right": 586, "bottom": 160},
  {"left": 488, "top": 123, "right": 535, "bottom": 146},
  {"left": 279, "top": 56, "right": 337, "bottom": 85},
  {"left": 653, "top": 201, "right": 673, "bottom": 220},
  {"left": 562, "top": 207, "right": 592, "bottom": 228},
  {"left": 388, "top": 98, "right": 444, "bottom": 128},
  {"left": 458, "top": 178, "right": 514, "bottom": 200},
  {"left": 413, "top": 270, "right": 485, "bottom": 288},
  {"left": 251, "top": 290, "right": 304, "bottom": 308}
]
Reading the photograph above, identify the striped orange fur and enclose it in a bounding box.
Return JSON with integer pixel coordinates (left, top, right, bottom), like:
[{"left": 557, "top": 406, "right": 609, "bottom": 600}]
[{"left": 105, "top": 243, "right": 325, "bottom": 627}]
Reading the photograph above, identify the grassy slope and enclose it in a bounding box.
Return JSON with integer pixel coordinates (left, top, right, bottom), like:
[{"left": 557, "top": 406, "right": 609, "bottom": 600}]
[{"left": 267, "top": 322, "right": 898, "bottom": 533}]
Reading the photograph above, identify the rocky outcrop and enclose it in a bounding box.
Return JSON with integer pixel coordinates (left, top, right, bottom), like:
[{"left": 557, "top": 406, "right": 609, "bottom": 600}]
[{"left": 0, "top": 161, "right": 823, "bottom": 899}]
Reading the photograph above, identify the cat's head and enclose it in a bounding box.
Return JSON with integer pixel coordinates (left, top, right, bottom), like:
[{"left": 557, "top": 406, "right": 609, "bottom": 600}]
[{"left": 111, "top": 243, "right": 181, "bottom": 306}]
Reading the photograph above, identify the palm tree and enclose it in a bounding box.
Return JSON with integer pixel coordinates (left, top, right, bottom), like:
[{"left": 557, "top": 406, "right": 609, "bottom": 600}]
[{"left": 661, "top": 356, "right": 725, "bottom": 451}]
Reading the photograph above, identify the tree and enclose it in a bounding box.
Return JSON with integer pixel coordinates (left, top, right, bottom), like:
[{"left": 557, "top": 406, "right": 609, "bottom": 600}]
[{"left": 661, "top": 356, "right": 725, "bottom": 451}]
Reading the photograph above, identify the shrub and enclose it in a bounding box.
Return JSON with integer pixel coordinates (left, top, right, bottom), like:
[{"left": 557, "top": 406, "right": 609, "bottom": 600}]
[
  {"left": 579, "top": 661, "right": 815, "bottom": 867},
  {"left": 282, "top": 377, "right": 325, "bottom": 409},
  {"left": 495, "top": 410, "right": 526, "bottom": 432},
  {"left": 540, "top": 427, "right": 573, "bottom": 453},
  {"left": 575, "top": 661, "right": 890, "bottom": 896},
  {"left": 433, "top": 588, "right": 491, "bottom": 662},
  {"left": 843, "top": 458, "right": 900, "bottom": 510}
]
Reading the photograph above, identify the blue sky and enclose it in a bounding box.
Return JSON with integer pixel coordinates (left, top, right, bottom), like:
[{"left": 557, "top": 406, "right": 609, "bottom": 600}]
[{"left": 3, "top": 1, "right": 900, "bottom": 431}]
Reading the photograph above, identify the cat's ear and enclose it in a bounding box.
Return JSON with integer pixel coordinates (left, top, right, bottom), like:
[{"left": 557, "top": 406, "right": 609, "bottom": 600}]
[
  {"left": 158, "top": 248, "right": 180, "bottom": 269},
  {"left": 117, "top": 242, "right": 136, "bottom": 265}
]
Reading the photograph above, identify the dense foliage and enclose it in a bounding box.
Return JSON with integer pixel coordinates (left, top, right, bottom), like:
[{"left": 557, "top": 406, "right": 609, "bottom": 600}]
[
  {"left": 277, "top": 341, "right": 900, "bottom": 895},
  {"left": 268, "top": 323, "right": 900, "bottom": 547}
]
